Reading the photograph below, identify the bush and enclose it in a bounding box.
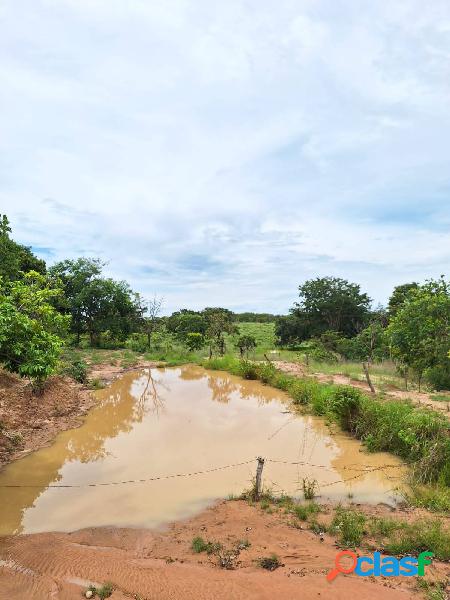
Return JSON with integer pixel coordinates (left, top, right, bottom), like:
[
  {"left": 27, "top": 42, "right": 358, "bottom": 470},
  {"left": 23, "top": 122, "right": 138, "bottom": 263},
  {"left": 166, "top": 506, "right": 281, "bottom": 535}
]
[
  {"left": 126, "top": 333, "right": 148, "bottom": 353},
  {"left": 327, "top": 386, "right": 363, "bottom": 432},
  {"left": 63, "top": 358, "right": 88, "bottom": 383},
  {"left": 257, "top": 362, "right": 277, "bottom": 384},
  {"left": 426, "top": 364, "right": 450, "bottom": 391},
  {"left": 237, "top": 360, "right": 259, "bottom": 380}
]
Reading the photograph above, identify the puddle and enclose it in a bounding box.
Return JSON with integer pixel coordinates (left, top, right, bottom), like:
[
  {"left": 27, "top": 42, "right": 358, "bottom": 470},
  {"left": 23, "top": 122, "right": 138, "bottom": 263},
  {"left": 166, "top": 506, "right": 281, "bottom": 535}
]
[{"left": 0, "top": 366, "right": 405, "bottom": 535}]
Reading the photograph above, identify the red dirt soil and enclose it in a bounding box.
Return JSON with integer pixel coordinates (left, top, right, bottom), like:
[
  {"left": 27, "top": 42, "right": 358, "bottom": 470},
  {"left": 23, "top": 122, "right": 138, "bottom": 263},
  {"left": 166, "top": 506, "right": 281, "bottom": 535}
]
[{"left": 2, "top": 500, "right": 446, "bottom": 600}]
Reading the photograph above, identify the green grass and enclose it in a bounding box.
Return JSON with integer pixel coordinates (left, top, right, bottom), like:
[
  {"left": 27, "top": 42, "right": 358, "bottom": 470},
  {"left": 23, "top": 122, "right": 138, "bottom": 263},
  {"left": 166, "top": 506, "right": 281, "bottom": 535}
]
[{"left": 330, "top": 506, "right": 366, "bottom": 547}]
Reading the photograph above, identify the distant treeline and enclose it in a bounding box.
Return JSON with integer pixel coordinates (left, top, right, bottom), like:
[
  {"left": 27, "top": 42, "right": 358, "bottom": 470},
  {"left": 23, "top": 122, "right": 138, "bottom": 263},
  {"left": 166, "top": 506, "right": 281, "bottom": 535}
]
[
  {"left": 0, "top": 213, "right": 449, "bottom": 393},
  {"left": 234, "top": 312, "right": 279, "bottom": 323}
]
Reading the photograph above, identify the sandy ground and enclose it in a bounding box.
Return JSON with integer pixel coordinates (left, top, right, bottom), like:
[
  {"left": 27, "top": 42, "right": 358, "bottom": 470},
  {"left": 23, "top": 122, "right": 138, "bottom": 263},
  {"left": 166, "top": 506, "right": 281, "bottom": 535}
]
[
  {"left": 0, "top": 361, "right": 158, "bottom": 468},
  {"left": 1, "top": 500, "right": 448, "bottom": 600},
  {"left": 275, "top": 361, "right": 450, "bottom": 416}
]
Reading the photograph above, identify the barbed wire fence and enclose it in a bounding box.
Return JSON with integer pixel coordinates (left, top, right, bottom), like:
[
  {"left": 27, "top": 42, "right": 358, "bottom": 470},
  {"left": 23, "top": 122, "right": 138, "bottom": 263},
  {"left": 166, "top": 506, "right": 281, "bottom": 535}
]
[{"left": 0, "top": 456, "right": 407, "bottom": 498}]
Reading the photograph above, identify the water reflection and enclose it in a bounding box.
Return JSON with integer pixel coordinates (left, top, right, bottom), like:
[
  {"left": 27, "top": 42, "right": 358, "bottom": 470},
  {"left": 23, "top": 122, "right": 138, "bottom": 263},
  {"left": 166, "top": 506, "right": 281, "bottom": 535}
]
[{"left": 0, "top": 366, "right": 406, "bottom": 535}]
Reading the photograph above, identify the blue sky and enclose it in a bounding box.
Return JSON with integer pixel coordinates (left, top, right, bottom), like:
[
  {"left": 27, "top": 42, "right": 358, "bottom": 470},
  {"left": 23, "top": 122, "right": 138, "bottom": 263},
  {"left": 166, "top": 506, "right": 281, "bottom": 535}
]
[{"left": 1, "top": 0, "right": 449, "bottom": 314}]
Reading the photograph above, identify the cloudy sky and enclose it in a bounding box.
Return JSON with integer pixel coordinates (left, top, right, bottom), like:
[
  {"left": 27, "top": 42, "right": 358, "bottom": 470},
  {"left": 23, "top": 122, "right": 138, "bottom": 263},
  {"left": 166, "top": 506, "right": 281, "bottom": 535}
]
[{"left": 1, "top": 1, "right": 449, "bottom": 314}]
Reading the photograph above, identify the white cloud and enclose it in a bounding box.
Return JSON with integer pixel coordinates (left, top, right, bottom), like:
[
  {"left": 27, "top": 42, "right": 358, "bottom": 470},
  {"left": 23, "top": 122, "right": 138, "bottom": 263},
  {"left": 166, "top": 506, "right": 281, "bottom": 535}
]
[{"left": 1, "top": 0, "right": 449, "bottom": 313}]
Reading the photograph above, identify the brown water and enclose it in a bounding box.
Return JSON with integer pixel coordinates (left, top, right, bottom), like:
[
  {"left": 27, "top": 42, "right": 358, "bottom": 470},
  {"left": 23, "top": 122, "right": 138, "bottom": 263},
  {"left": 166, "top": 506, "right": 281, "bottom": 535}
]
[{"left": 0, "top": 366, "right": 405, "bottom": 535}]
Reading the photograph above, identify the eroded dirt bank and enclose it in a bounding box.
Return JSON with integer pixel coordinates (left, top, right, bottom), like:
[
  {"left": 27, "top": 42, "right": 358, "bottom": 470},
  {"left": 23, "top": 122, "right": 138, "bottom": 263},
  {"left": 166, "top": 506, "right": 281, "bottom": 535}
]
[
  {"left": 0, "top": 361, "right": 158, "bottom": 469},
  {"left": 0, "top": 500, "right": 446, "bottom": 600}
]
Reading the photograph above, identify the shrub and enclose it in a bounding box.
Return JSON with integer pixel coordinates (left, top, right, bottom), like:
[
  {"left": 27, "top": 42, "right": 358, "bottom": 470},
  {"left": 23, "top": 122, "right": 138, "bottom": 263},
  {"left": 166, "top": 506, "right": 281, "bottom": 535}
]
[
  {"left": 63, "top": 358, "right": 88, "bottom": 383},
  {"left": 257, "top": 362, "right": 277, "bottom": 384},
  {"left": 425, "top": 364, "right": 450, "bottom": 391},
  {"left": 327, "top": 386, "right": 363, "bottom": 432},
  {"left": 126, "top": 333, "right": 148, "bottom": 353},
  {"left": 238, "top": 360, "right": 259, "bottom": 380}
]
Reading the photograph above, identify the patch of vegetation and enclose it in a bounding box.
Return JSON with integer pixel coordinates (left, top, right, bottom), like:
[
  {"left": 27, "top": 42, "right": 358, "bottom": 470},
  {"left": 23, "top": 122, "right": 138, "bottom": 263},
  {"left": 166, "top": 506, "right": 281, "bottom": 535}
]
[
  {"left": 330, "top": 506, "right": 366, "bottom": 548},
  {"left": 86, "top": 582, "right": 114, "bottom": 599},
  {"left": 384, "top": 519, "right": 450, "bottom": 561},
  {"left": 191, "top": 536, "right": 223, "bottom": 555},
  {"left": 417, "top": 578, "right": 449, "bottom": 600},
  {"left": 302, "top": 477, "right": 317, "bottom": 500},
  {"left": 293, "top": 502, "right": 320, "bottom": 521},
  {"left": 257, "top": 554, "right": 282, "bottom": 571},
  {"left": 62, "top": 358, "right": 88, "bottom": 383},
  {"left": 405, "top": 484, "right": 450, "bottom": 513}
]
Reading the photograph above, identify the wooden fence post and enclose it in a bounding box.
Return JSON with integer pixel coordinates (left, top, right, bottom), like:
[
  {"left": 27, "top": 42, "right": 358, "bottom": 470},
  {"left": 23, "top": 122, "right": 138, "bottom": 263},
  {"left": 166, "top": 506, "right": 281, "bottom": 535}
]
[{"left": 255, "top": 457, "right": 265, "bottom": 500}]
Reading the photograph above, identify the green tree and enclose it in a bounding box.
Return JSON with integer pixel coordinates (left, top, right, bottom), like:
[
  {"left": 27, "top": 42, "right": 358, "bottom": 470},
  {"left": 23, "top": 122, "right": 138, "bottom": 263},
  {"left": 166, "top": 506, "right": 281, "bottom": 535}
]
[
  {"left": 294, "top": 276, "right": 371, "bottom": 338},
  {"left": 79, "top": 277, "right": 141, "bottom": 346},
  {"left": 50, "top": 258, "right": 141, "bottom": 346},
  {"left": 388, "top": 282, "right": 419, "bottom": 317},
  {"left": 49, "top": 258, "right": 104, "bottom": 344},
  {"left": 235, "top": 334, "right": 257, "bottom": 358},
  {"left": 166, "top": 309, "right": 207, "bottom": 340},
  {"left": 0, "top": 214, "right": 46, "bottom": 281},
  {"left": 203, "top": 307, "right": 237, "bottom": 357},
  {"left": 387, "top": 278, "right": 450, "bottom": 390},
  {"left": 0, "top": 272, "right": 69, "bottom": 390},
  {"left": 186, "top": 332, "right": 204, "bottom": 351}
]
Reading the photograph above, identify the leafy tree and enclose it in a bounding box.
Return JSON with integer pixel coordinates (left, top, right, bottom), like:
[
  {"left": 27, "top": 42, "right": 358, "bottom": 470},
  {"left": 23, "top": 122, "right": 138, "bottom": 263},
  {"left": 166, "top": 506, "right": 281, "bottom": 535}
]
[
  {"left": 50, "top": 258, "right": 141, "bottom": 346},
  {"left": 203, "top": 307, "right": 237, "bottom": 356},
  {"left": 387, "top": 278, "right": 450, "bottom": 390},
  {"left": 388, "top": 282, "right": 419, "bottom": 317},
  {"left": 0, "top": 214, "right": 46, "bottom": 281},
  {"left": 79, "top": 277, "right": 141, "bottom": 346},
  {"left": 0, "top": 272, "right": 69, "bottom": 389},
  {"left": 235, "top": 334, "right": 257, "bottom": 358},
  {"left": 49, "top": 258, "right": 104, "bottom": 343},
  {"left": 166, "top": 309, "right": 207, "bottom": 340},
  {"left": 294, "top": 276, "right": 371, "bottom": 338},
  {"left": 186, "top": 332, "right": 204, "bottom": 351},
  {"left": 275, "top": 313, "right": 312, "bottom": 347}
]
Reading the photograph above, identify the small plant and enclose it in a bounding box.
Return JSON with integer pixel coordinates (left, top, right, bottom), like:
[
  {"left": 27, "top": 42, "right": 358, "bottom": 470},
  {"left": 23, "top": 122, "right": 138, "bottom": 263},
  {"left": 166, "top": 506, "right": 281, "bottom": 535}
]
[
  {"left": 258, "top": 554, "right": 281, "bottom": 571},
  {"left": 302, "top": 477, "right": 317, "bottom": 500},
  {"left": 191, "top": 536, "right": 223, "bottom": 555},
  {"left": 97, "top": 583, "right": 114, "bottom": 600},
  {"left": 330, "top": 507, "right": 366, "bottom": 548}
]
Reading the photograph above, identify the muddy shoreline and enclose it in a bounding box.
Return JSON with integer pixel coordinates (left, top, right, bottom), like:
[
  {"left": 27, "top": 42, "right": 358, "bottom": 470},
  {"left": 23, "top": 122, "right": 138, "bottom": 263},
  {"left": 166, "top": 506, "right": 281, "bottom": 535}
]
[{"left": 0, "top": 361, "right": 159, "bottom": 469}]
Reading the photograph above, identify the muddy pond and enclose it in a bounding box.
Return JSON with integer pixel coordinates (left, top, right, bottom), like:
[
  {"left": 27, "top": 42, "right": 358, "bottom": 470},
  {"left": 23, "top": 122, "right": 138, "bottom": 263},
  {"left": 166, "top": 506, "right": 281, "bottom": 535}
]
[{"left": 0, "top": 366, "right": 405, "bottom": 535}]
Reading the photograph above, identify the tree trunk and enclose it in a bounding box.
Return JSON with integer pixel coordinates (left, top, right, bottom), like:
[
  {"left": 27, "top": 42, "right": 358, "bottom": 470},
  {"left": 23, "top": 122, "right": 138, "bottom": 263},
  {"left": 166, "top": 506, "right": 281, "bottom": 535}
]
[{"left": 362, "top": 362, "right": 376, "bottom": 393}]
